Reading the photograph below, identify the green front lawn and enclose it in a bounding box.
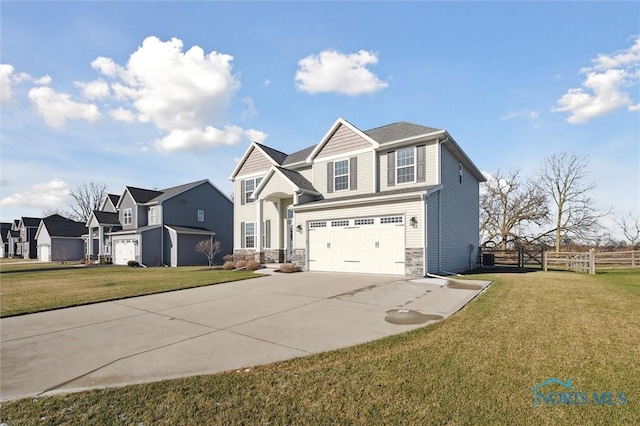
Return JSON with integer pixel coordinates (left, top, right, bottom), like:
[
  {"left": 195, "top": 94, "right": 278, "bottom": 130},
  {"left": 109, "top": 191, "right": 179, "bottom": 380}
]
[
  {"left": 0, "top": 265, "right": 259, "bottom": 317},
  {"left": 1, "top": 269, "right": 638, "bottom": 425}
]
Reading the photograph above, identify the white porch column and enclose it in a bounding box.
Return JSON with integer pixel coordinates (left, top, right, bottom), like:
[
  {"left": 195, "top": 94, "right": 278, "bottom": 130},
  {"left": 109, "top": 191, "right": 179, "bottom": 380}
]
[
  {"left": 98, "top": 226, "right": 105, "bottom": 258},
  {"left": 87, "top": 227, "right": 94, "bottom": 259},
  {"left": 255, "top": 199, "right": 263, "bottom": 261}
]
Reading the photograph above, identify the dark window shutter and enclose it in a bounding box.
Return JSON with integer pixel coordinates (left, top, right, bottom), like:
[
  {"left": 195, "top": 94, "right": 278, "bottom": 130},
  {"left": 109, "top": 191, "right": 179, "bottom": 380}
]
[
  {"left": 240, "top": 222, "right": 245, "bottom": 248},
  {"left": 387, "top": 151, "right": 395, "bottom": 186},
  {"left": 240, "top": 180, "right": 246, "bottom": 206},
  {"left": 327, "top": 161, "right": 334, "bottom": 193},
  {"left": 350, "top": 157, "right": 357, "bottom": 190},
  {"left": 417, "top": 145, "right": 426, "bottom": 182},
  {"left": 265, "top": 220, "right": 271, "bottom": 248}
]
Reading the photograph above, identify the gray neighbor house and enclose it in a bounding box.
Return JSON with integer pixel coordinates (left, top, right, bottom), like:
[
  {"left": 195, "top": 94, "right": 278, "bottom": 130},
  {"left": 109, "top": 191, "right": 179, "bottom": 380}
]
[
  {"left": 35, "top": 215, "right": 87, "bottom": 262},
  {"left": 87, "top": 179, "right": 233, "bottom": 266}
]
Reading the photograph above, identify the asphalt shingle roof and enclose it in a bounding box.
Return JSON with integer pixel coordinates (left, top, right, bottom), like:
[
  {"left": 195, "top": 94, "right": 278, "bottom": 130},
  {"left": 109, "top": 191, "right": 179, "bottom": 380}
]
[
  {"left": 275, "top": 166, "right": 318, "bottom": 193},
  {"left": 93, "top": 211, "right": 120, "bottom": 225},
  {"left": 126, "top": 187, "right": 164, "bottom": 203},
  {"left": 255, "top": 143, "right": 288, "bottom": 165},
  {"left": 364, "top": 122, "right": 442, "bottom": 144},
  {"left": 42, "top": 216, "right": 87, "bottom": 238},
  {"left": 1, "top": 222, "right": 11, "bottom": 243},
  {"left": 107, "top": 194, "right": 120, "bottom": 206},
  {"left": 21, "top": 217, "right": 42, "bottom": 227},
  {"left": 282, "top": 145, "right": 316, "bottom": 166}
]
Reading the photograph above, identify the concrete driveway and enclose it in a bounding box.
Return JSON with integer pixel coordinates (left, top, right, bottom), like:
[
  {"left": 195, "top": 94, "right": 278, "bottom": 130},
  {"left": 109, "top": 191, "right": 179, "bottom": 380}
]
[{"left": 0, "top": 272, "right": 491, "bottom": 401}]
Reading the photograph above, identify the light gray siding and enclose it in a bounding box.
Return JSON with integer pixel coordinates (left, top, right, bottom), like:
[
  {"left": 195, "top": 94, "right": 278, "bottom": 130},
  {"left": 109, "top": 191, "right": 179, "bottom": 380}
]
[
  {"left": 313, "top": 151, "right": 374, "bottom": 199},
  {"left": 119, "top": 192, "right": 137, "bottom": 231},
  {"left": 380, "top": 140, "right": 439, "bottom": 192},
  {"left": 426, "top": 191, "right": 440, "bottom": 273},
  {"left": 437, "top": 145, "right": 480, "bottom": 272}
]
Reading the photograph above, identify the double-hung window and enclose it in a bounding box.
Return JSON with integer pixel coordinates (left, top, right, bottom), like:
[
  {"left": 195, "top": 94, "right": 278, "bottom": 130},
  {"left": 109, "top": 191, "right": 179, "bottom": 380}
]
[
  {"left": 149, "top": 206, "right": 158, "bottom": 225},
  {"left": 334, "top": 159, "right": 349, "bottom": 191},
  {"left": 245, "top": 223, "right": 255, "bottom": 248},
  {"left": 197, "top": 209, "right": 205, "bottom": 222},
  {"left": 244, "top": 177, "right": 263, "bottom": 204},
  {"left": 396, "top": 147, "right": 415, "bottom": 184},
  {"left": 123, "top": 208, "right": 133, "bottom": 225}
]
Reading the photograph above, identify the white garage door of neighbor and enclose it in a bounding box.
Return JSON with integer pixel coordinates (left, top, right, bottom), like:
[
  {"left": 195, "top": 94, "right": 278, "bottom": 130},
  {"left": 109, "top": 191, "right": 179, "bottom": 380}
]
[
  {"left": 114, "top": 240, "right": 136, "bottom": 265},
  {"left": 39, "top": 245, "right": 50, "bottom": 262},
  {"left": 308, "top": 216, "right": 405, "bottom": 275}
]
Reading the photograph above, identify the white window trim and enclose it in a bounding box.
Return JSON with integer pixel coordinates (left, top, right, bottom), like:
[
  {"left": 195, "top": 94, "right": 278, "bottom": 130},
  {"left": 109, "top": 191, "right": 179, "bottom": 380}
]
[
  {"left": 123, "top": 208, "right": 133, "bottom": 225},
  {"left": 396, "top": 146, "right": 416, "bottom": 185},
  {"left": 334, "top": 159, "right": 350, "bottom": 192},
  {"left": 197, "top": 209, "right": 205, "bottom": 222},
  {"left": 245, "top": 177, "right": 263, "bottom": 204},
  {"left": 149, "top": 206, "right": 159, "bottom": 225},
  {"left": 245, "top": 222, "right": 256, "bottom": 248}
]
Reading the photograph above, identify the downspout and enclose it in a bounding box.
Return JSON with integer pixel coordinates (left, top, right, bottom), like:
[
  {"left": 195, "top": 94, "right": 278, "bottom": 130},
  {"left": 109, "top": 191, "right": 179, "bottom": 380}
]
[{"left": 421, "top": 193, "right": 428, "bottom": 277}]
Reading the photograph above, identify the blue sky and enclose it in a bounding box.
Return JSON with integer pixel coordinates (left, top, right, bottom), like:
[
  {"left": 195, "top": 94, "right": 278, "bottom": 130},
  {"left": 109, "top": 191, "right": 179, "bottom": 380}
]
[{"left": 1, "top": 2, "right": 638, "bottom": 239}]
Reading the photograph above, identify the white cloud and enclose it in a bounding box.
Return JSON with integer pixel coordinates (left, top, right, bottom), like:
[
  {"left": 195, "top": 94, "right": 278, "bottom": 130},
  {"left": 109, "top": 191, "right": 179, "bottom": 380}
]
[
  {"left": 1, "top": 64, "right": 14, "bottom": 103},
  {"left": 0, "top": 179, "right": 71, "bottom": 208},
  {"left": 295, "top": 49, "right": 388, "bottom": 96},
  {"left": 553, "top": 69, "right": 632, "bottom": 124},
  {"left": 500, "top": 110, "right": 543, "bottom": 128},
  {"left": 109, "top": 107, "right": 137, "bottom": 122},
  {"left": 554, "top": 37, "right": 640, "bottom": 123},
  {"left": 28, "top": 86, "right": 101, "bottom": 129},
  {"left": 580, "top": 36, "right": 640, "bottom": 73},
  {"left": 75, "top": 79, "right": 110, "bottom": 100},
  {"left": 91, "top": 56, "right": 120, "bottom": 77},
  {"left": 91, "top": 36, "right": 259, "bottom": 153},
  {"left": 153, "top": 125, "right": 267, "bottom": 153}
]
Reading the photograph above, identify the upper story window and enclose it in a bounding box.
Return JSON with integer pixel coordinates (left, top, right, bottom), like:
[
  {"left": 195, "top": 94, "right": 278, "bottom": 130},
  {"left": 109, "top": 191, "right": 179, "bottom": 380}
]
[
  {"left": 197, "top": 209, "right": 205, "bottom": 222},
  {"left": 123, "top": 208, "right": 133, "bottom": 225},
  {"left": 244, "top": 177, "right": 263, "bottom": 204},
  {"left": 459, "top": 163, "right": 464, "bottom": 184},
  {"left": 397, "top": 147, "right": 415, "bottom": 184},
  {"left": 334, "top": 159, "right": 349, "bottom": 191},
  {"left": 149, "top": 206, "right": 159, "bottom": 225}
]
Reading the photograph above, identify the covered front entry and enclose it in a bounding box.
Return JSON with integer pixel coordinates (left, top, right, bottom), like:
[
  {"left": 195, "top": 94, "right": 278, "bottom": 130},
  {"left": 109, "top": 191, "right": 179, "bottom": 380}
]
[{"left": 308, "top": 216, "right": 405, "bottom": 274}]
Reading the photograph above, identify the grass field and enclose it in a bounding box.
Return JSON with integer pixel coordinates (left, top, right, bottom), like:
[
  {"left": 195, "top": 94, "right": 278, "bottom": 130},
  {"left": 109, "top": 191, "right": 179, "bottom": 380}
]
[
  {"left": 1, "top": 269, "right": 638, "bottom": 425},
  {"left": 0, "top": 265, "right": 259, "bottom": 317}
]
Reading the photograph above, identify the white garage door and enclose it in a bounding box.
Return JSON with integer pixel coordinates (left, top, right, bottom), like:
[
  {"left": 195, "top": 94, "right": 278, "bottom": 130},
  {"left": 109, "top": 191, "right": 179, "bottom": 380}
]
[
  {"left": 39, "top": 245, "right": 50, "bottom": 262},
  {"left": 308, "top": 216, "right": 405, "bottom": 275},
  {"left": 114, "top": 240, "right": 136, "bottom": 265}
]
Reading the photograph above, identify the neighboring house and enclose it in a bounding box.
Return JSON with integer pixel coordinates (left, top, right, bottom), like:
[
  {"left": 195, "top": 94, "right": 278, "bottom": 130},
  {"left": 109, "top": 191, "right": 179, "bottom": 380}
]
[
  {"left": 7, "top": 220, "right": 20, "bottom": 257},
  {"left": 18, "top": 217, "right": 41, "bottom": 259},
  {"left": 85, "top": 210, "right": 121, "bottom": 262},
  {"left": 100, "top": 193, "right": 120, "bottom": 213},
  {"left": 230, "top": 117, "right": 485, "bottom": 276},
  {"left": 102, "top": 179, "right": 232, "bottom": 266},
  {"left": 0, "top": 222, "right": 10, "bottom": 257},
  {"left": 35, "top": 215, "right": 87, "bottom": 262}
]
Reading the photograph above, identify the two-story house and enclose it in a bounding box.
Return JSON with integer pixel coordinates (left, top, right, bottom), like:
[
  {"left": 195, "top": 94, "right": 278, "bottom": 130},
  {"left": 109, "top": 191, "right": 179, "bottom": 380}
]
[
  {"left": 18, "top": 217, "right": 41, "bottom": 259},
  {"left": 230, "top": 118, "right": 485, "bottom": 276},
  {"left": 85, "top": 193, "right": 122, "bottom": 261},
  {"left": 103, "top": 179, "right": 233, "bottom": 266},
  {"left": 6, "top": 220, "right": 21, "bottom": 258},
  {"left": 0, "top": 222, "right": 10, "bottom": 257}
]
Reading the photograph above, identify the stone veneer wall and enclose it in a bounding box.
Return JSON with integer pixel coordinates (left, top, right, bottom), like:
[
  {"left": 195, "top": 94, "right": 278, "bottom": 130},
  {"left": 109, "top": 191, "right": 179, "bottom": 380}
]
[
  {"left": 233, "top": 249, "right": 284, "bottom": 264},
  {"left": 405, "top": 248, "right": 424, "bottom": 277},
  {"left": 263, "top": 249, "right": 284, "bottom": 263},
  {"left": 292, "top": 248, "right": 306, "bottom": 271}
]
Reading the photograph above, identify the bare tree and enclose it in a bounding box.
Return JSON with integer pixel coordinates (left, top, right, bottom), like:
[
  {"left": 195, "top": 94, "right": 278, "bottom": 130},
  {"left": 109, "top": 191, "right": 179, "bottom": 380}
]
[
  {"left": 68, "top": 182, "right": 109, "bottom": 223},
  {"left": 480, "top": 169, "right": 549, "bottom": 249},
  {"left": 538, "top": 153, "right": 607, "bottom": 252},
  {"left": 195, "top": 239, "right": 222, "bottom": 268},
  {"left": 42, "top": 208, "right": 71, "bottom": 219},
  {"left": 614, "top": 211, "right": 640, "bottom": 249}
]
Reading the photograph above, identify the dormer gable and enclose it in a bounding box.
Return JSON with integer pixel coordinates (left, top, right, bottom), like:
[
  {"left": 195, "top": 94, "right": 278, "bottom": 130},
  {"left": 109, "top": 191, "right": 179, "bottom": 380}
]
[
  {"left": 306, "top": 117, "right": 379, "bottom": 163},
  {"left": 229, "top": 142, "right": 285, "bottom": 180}
]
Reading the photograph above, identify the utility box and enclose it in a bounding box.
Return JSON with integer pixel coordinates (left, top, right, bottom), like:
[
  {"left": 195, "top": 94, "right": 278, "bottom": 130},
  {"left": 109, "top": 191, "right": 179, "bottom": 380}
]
[{"left": 482, "top": 253, "right": 495, "bottom": 267}]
